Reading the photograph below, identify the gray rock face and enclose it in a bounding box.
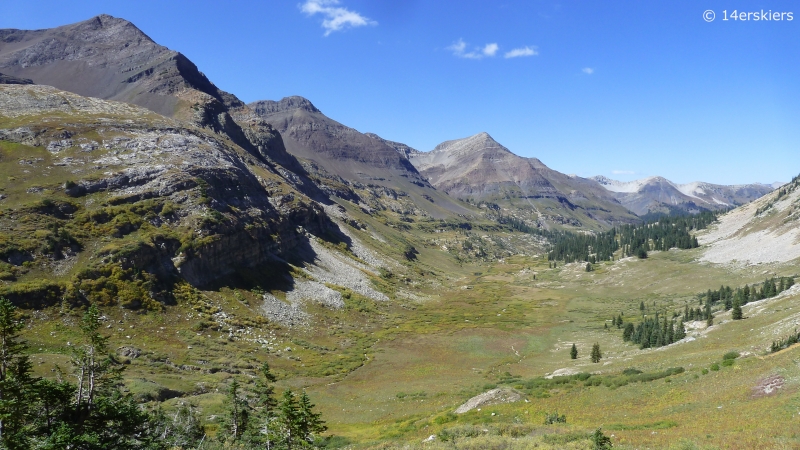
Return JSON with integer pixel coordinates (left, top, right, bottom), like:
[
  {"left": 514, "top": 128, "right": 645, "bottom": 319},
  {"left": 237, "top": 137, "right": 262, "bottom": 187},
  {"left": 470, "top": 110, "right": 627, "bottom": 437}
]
[
  {"left": 410, "top": 132, "right": 639, "bottom": 229},
  {"left": 248, "top": 96, "right": 423, "bottom": 174}
]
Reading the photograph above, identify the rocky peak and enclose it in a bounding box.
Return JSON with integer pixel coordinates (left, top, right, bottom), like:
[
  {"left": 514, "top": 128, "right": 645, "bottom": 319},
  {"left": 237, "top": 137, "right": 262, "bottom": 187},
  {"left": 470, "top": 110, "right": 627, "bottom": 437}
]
[
  {"left": 431, "top": 131, "right": 510, "bottom": 157},
  {"left": 250, "top": 96, "right": 321, "bottom": 115}
]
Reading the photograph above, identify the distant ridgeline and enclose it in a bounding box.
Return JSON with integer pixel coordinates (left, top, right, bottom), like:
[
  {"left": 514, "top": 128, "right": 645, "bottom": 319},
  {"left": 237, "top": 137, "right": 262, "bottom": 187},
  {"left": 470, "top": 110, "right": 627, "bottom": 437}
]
[
  {"left": 619, "top": 276, "right": 796, "bottom": 350},
  {"left": 544, "top": 211, "right": 717, "bottom": 263}
]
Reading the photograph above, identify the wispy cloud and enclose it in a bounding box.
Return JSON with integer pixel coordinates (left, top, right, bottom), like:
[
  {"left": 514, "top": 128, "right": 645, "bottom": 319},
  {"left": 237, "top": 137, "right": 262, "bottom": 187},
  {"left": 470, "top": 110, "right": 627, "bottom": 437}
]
[
  {"left": 612, "top": 170, "right": 635, "bottom": 175},
  {"left": 448, "top": 39, "right": 500, "bottom": 59},
  {"left": 504, "top": 46, "right": 538, "bottom": 58},
  {"left": 582, "top": 67, "right": 595, "bottom": 75},
  {"left": 300, "top": 0, "right": 377, "bottom": 36}
]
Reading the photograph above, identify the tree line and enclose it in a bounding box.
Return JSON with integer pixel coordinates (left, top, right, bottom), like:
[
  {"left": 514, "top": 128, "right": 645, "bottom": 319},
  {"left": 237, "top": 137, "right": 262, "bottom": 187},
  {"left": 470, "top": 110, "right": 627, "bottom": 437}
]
[
  {"left": 544, "top": 211, "right": 718, "bottom": 263},
  {"left": 0, "top": 299, "right": 327, "bottom": 449},
  {"left": 619, "top": 276, "right": 796, "bottom": 348}
]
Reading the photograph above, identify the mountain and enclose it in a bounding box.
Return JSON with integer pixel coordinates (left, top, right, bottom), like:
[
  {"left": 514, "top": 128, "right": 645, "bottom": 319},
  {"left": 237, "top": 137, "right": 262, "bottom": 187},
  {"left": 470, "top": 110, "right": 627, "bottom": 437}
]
[
  {"left": 0, "top": 14, "right": 298, "bottom": 173},
  {"left": 248, "top": 96, "right": 473, "bottom": 218},
  {"left": 592, "top": 175, "right": 775, "bottom": 217},
  {"left": 364, "top": 132, "right": 420, "bottom": 160},
  {"left": 409, "top": 132, "right": 640, "bottom": 229},
  {"left": 699, "top": 175, "right": 800, "bottom": 265},
  {"left": 0, "top": 84, "right": 333, "bottom": 295}
]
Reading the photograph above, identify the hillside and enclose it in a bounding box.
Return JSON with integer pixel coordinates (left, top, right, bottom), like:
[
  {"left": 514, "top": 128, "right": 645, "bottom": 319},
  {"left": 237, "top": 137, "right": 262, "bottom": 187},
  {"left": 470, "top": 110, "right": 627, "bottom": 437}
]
[
  {"left": 592, "top": 175, "right": 775, "bottom": 216},
  {"left": 410, "top": 132, "right": 640, "bottom": 229},
  {"left": 698, "top": 175, "right": 800, "bottom": 264}
]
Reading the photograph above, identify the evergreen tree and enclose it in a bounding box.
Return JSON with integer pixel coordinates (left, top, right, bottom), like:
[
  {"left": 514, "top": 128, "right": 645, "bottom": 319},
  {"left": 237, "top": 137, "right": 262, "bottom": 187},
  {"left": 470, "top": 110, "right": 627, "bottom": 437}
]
[
  {"left": 0, "top": 298, "right": 35, "bottom": 450},
  {"left": 590, "top": 343, "right": 602, "bottom": 363},
  {"left": 732, "top": 298, "right": 743, "bottom": 320},
  {"left": 223, "top": 378, "right": 248, "bottom": 442},
  {"left": 277, "top": 390, "right": 301, "bottom": 450},
  {"left": 245, "top": 362, "right": 279, "bottom": 447},
  {"left": 705, "top": 302, "right": 713, "bottom": 327},
  {"left": 570, "top": 343, "right": 578, "bottom": 359},
  {"left": 591, "top": 427, "right": 613, "bottom": 449},
  {"left": 297, "top": 390, "right": 326, "bottom": 444},
  {"left": 674, "top": 320, "right": 686, "bottom": 340},
  {"left": 622, "top": 323, "right": 634, "bottom": 341}
]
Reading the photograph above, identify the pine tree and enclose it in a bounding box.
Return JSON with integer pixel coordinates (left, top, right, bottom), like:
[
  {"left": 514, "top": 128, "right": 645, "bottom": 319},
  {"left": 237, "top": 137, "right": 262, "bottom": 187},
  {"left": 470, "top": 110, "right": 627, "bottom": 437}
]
[
  {"left": 622, "top": 323, "right": 634, "bottom": 341},
  {"left": 277, "top": 390, "right": 301, "bottom": 450},
  {"left": 591, "top": 343, "right": 602, "bottom": 363},
  {"left": 732, "top": 298, "right": 743, "bottom": 320},
  {"left": 246, "top": 362, "right": 279, "bottom": 446},
  {"left": 297, "top": 390, "right": 326, "bottom": 444},
  {"left": 674, "top": 320, "right": 686, "bottom": 340},
  {"left": 570, "top": 343, "right": 578, "bottom": 359},
  {"left": 0, "top": 298, "right": 35, "bottom": 450},
  {"left": 224, "top": 378, "right": 248, "bottom": 442},
  {"left": 705, "top": 301, "right": 713, "bottom": 327}
]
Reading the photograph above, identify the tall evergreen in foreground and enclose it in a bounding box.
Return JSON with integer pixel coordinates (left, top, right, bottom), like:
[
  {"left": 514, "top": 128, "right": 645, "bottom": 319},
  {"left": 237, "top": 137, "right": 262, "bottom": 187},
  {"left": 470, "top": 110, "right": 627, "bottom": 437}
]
[
  {"left": 570, "top": 343, "right": 578, "bottom": 360},
  {"left": 591, "top": 343, "right": 602, "bottom": 363}
]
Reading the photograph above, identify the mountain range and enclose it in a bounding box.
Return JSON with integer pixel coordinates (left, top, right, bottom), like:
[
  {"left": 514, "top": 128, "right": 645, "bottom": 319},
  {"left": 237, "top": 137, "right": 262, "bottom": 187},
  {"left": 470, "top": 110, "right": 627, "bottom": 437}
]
[
  {"left": 0, "top": 14, "right": 778, "bottom": 233},
  {"left": 591, "top": 175, "right": 776, "bottom": 217}
]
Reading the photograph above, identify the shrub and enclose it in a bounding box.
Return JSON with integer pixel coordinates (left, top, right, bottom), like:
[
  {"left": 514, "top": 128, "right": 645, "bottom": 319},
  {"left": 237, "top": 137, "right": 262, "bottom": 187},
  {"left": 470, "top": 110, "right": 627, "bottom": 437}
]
[
  {"left": 710, "top": 363, "right": 720, "bottom": 371},
  {"left": 721, "top": 359, "right": 735, "bottom": 367},
  {"left": 723, "top": 351, "right": 740, "bottom": 360},
  {"left": 544, "top": 412, "right": 566, "bottom": 424}
]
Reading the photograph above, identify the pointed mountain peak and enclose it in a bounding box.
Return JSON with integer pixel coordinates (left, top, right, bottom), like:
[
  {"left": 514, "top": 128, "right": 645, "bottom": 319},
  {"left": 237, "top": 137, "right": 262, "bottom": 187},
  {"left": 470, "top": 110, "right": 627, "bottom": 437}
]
[
  {"left": 432, "top": 131, "right": 509, "bottom": 154},
  {"left": 74, "top": 14, "right": 156, "bottom": 43},
  {"left": 249, "top": 96, "right": 321, "bottom": 115}
]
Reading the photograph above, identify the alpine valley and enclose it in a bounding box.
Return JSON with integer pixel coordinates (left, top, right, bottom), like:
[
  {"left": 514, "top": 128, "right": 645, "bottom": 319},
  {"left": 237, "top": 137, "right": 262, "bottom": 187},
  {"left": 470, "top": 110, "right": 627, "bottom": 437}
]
[{"left": 0, "top": 14, "right": 798, "bottom": 450}]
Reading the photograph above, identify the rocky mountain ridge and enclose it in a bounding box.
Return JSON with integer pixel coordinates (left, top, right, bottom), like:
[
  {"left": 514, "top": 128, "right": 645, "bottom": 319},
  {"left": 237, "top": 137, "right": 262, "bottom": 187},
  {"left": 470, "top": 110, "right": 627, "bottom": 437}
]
[
  {"left": 592, "top": 175, "right": 775, "bottom": 216},
  {"left": 409, "top": 132, "right": 640, "bottom": 229}
]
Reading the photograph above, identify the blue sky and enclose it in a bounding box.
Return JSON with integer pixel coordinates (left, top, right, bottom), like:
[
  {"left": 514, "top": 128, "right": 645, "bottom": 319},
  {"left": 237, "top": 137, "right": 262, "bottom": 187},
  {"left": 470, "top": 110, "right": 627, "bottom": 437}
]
[{"left": 2, "top": 1, "right": 798, "bottom": 185}]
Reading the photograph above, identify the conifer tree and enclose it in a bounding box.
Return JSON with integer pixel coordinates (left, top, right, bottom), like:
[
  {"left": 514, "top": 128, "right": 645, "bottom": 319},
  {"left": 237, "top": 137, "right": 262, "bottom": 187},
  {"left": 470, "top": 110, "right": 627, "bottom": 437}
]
[
  {"left": 591, "top": 343, "right": 602, "bottom": 363},
  {"left": 224, "top": 378, "right": 248, "bottom": 442},
  {"left": 277, "top": 390, "right": 301, "bottom": 450},
  {"left": 732, "top": 298, "right": 743, "bottom": 320},
  {"left": 298, "top": 390, "right": 326, "bottom": 444},
  {"left": 570, "top": 343, "right": 578, "bottom": 359},
  {"left": 0, "top": 298, "right": 35, "bottom": 450},
  {"left": 705, "top": 302, "right": 713, "bottom": 327}
]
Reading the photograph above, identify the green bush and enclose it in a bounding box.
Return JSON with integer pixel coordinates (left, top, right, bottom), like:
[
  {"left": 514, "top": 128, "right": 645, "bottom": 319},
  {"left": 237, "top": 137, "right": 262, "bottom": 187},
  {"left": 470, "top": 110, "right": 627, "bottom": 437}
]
[
  {"left": 721, "top": 359, "right": 735, "bottom": 367},
  {"left": 723, "top": 351, "right": 740, "bottom": 360},
  {"left": 710, "top": 363, "right": 720, "bottom": 371}
]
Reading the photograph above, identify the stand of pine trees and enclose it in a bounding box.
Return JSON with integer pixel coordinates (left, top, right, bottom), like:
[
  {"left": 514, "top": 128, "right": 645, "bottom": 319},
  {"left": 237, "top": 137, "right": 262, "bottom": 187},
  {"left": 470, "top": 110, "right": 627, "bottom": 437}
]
[
  {"left": 545, "top": 211, "right": 717, "bottom": 264},
  {"left": 622, "top": 311, "right": 686, "bottom": 349},
  {"left": 0, "top": 298, "right": 328, "bottom": 450}
]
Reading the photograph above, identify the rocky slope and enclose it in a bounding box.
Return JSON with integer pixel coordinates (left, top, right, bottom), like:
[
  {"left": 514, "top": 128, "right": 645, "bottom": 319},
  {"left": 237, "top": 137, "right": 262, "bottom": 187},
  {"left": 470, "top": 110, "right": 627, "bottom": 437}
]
[
  {"left": 0, "top": 15, "right": 304, "bottom": 181},
  {"left": 592, "top": 175, "right": 775, "bottom": 216},
  {"left": 410, "top": 132, "right": 639, "bottom": 229},
  {"left": 248, "top": 96, "right": 474, "bottom": 219},
  {"left": 698, "top": 175, "right": 800, "bottom": 265},
  {"left": 0, "top": 84, "right": 334, "bottom": 305}
]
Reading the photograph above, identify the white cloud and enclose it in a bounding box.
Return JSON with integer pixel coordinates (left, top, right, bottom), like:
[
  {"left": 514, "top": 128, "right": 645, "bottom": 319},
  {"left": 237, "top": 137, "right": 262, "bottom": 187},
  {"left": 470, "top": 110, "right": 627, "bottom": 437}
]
[
  {"left": 448, "top": 39, "right": 499, "bottom": 59},
  {"left": 447, "top": 38, "right": 467, "bottom": 55},
  {"left": 612, "top": 170, "right": 635, "bottom": 175},
  {"left": 300, "top": 0, "right": 377, "bottom": 36},
  {"left": 582, "top": 67, "right": 595, "bottom": 74},
  {"left": 504, "top": 46, "right": 538, "bottom": 58}
]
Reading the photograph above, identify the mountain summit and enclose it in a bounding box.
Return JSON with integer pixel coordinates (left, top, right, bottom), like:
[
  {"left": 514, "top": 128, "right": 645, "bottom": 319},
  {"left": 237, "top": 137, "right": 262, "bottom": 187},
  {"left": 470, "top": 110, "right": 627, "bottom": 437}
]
[{"left": 409, "top": 133, "right": 639, "bottom": 229}]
